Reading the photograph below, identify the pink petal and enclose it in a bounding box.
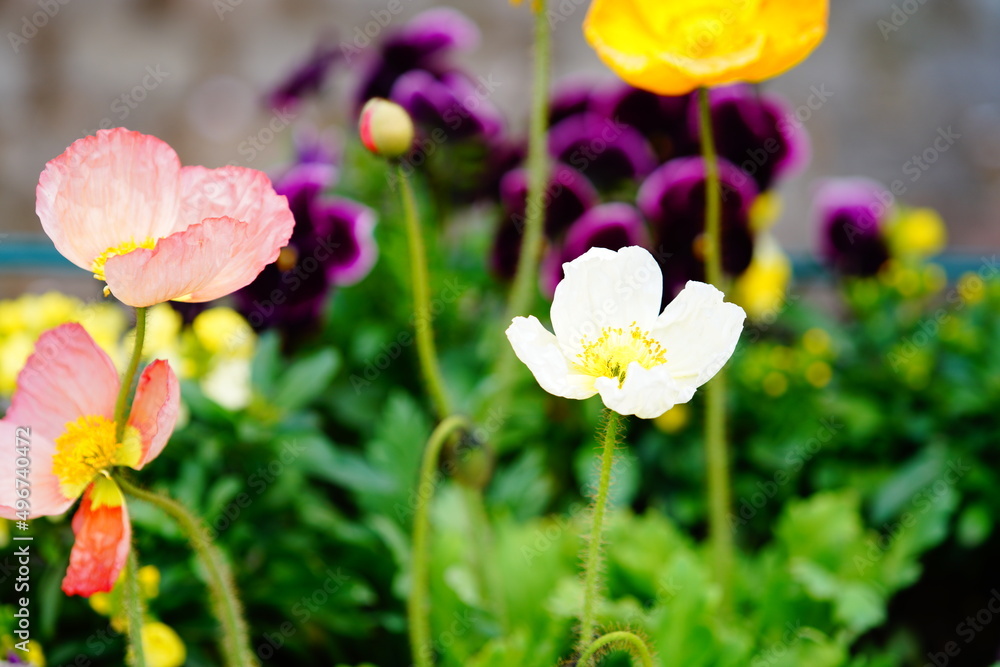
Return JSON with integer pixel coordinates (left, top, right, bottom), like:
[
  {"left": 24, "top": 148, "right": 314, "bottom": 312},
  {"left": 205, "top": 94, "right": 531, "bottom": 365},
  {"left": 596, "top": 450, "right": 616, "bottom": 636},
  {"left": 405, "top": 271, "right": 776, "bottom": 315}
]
[
  {"left": 103, "top": 218, "right": 240, "bottom": 307},
  {"left": 61, "top": 485, "right": 131, "bottom": 597},
  {"left": 0, "top": 421, "right": 76, "bottom": 520},
  {"left": 5, "top": 324, "right": 119, "bottom": 444},
  {"left": 178, "top": 166, "right": 295, "bottom": 300},
  {"left": 35, "top": 128, "right": 185, "bottom": 271},
  {"left": 127, "top": 359, "right": 180, "bottom": 469}
]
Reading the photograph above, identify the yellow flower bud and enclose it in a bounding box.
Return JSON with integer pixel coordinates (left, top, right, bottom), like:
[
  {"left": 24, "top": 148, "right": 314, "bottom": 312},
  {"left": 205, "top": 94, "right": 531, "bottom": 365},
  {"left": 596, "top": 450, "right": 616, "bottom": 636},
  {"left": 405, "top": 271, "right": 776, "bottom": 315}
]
[{"left": 359, "top": 98, "right": 415, "bottom": 158}]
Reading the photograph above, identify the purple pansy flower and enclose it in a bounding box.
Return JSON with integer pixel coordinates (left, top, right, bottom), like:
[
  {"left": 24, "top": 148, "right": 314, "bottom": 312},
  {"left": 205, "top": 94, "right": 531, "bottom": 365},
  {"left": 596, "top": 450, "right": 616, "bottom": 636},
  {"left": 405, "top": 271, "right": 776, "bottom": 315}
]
[
  {"left": 391, "top": 69, "right": 504, "bottom": 141},
  {"left": 696, "top": 85, "right": 809, "bottom": 192},
  {"left": 548, "top": 112, "right": 658, "bottom": 190},
  {"left": 267, "top": 43, "right": 341, "bottom": 111},
  {"left": 235, "top": 162, "right": 377, "bottom": 331},
  {"left": 593, "top": 84, "right": 697, "bottom": 163},
  {"left": 814, "top": 178, "right": 891, "bottom": 276},
  {"left": 355, "top": 8, "right": 479, "bottom": 111},
  {"left": 541, "top": 202, "right": 650, "bottom": 296},
  {"left": 638, "top": 156, "right": 758, "bottom": 301},
  {"left": 490, "top": 163, "right": 599, "bottom": 280}
]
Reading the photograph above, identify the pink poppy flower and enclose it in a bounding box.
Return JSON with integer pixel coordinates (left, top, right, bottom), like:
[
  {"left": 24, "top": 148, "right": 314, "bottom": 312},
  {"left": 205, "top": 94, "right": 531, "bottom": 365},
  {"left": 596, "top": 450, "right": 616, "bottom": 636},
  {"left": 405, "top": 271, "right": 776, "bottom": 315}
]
[
  {"left": 0, "top": 323, "right": 179, "bottom": 596},
  {"left": 36, "top": 128, "right": 295, "bottom": 308}
]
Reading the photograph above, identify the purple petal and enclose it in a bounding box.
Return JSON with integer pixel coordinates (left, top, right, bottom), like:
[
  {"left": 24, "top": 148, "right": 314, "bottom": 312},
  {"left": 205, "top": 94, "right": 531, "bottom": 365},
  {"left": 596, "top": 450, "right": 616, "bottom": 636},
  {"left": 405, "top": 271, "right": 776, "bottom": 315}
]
[
  {"left": 311, "top": 196, "right": 379, "bottom": 286},
  {"left": 355, "top": 8, "right": 479, "bottom": 107},
  {"left": 549, "top": 77, "right": 599, "bottom": 126},
  {"left": 542, "top": 203, "right": 651, "bottom": 296},
  {"left": 814, "top": 178, "right": 891, "bottom": 276},
  {"left": 267, "top": 43, "right": 340, "bottom": 111},
  {"left": 593, "top": 83, "right": 697, "bottom": 162},
  {"left": 391, "top": 69, "right": 503, "bottom": 140},
  {"left": 637, "top": 157, "right": 757, "bottom": 295},
  {"left": 693, "top": 85, "right": 810, "bottom": 192},
  {"left": 499, "top": 163, "right": 598, "bottom": 238},
  {"left": 272, "top": 162, "right": 338, "bottom": 231},
  {"left": 548, "top": 112, "right": 658, "bottom": 189}
]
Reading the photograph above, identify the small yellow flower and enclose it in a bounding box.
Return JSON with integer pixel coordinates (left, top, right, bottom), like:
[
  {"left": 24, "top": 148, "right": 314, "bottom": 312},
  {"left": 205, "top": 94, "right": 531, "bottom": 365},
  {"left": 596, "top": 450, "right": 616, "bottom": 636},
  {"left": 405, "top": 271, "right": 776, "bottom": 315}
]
[
  {"left": 138, "top": 565, "right": 161, "bottom": 599},
  {"left": 583, "top": 0, "right": 829, "bottom": 95},
  {"left": 762, "top": 370, "right": 787, "bottom": 397},
  {"left": 887, "top": 207, "right": 947, "bottom": 259},
  {"left": 802, "top": 328, "right": 831, "bottom": 357},
  {"left": 654, "top": 403, "right": 690, "bottom": 434},
  {"left": 193, "top": 307, "right": 255, "bottom": 359},
  {"left": 805, "top": 360, "right": 832, "bottom": 388},
  {"left": 140, "top": 622, "right": 187, "bottom": 667},
  {"left": 733, "top": 234, "right": 791, "bottom": 321}
]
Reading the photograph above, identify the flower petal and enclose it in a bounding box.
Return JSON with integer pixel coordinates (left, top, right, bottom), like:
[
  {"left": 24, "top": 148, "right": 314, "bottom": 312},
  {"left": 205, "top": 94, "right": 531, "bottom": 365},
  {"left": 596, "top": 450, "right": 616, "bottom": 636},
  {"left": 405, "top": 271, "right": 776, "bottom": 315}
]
[
  {"left": 0, "top": 422, "right": 75, "bottom": 519},
  {"left": 35, "top": 128, "right": 184, "bottom": 271},
  {"left": 506, "top": 316, "right": 595, "bottom": 400},
  {"left": 61, "top": 481, "right": 131, "bottom": 597},
  {"left": 5, "top": 323, "right": 118, "bottom": 444},
  {"left": 595, "top": 362, "right": 693, "bottom": 419},
  {"left": 127, "top": 360, "right": 180, "bottom": 469},
  {"left": 103, "top": 218, "right": 238, "bottom": 307},
  {"left": 652, "top": 281, "right": 746, "bottom": 389},
  {"left": 314, "top": 196, "right": 379, "bottom": 286},
  {"left": 550, "top": 246, "right": 663, "bottom": 357}
]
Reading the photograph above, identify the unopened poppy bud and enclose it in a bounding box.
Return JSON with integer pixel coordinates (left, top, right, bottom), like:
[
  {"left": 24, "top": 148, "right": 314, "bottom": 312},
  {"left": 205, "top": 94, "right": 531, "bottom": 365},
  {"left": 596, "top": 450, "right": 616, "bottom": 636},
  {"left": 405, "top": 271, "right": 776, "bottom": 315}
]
[{"left": 359, "top": 98, "right": 414, "bottom": 158}]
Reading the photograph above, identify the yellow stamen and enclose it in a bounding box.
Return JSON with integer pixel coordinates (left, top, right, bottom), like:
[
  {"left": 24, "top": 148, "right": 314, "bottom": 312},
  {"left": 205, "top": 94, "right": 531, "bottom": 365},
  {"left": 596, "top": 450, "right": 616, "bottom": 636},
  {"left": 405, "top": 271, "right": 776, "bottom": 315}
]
[
  {"left": 91, "top": 238, "right": 158, "bottom": 282},
  {"left": 52, "top": 415, "right": 141, "bottom": 499},
  {"left": 573, "top": 321, "right": 667, "bottom": 387}
]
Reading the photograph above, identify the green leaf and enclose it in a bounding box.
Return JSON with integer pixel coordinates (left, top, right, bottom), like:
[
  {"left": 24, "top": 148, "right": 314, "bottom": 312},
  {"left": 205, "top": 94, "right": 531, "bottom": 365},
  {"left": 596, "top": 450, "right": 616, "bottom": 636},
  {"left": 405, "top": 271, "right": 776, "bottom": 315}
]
[{"left": 273, "top": 348, "right": 341, "bottom": 411}]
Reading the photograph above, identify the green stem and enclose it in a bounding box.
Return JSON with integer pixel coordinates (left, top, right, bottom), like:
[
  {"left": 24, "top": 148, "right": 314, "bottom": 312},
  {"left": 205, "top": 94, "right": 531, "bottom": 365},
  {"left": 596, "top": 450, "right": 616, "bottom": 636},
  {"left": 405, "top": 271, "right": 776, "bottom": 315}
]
[
  {"left": 577, "top": 630, "right": 655, "bottom": 667},
  {"left": 578, "top": 410, "right": 623, "bottom": 653},
  {"left": 397, "top": 164, "right": 452, "bottom": 420},
  {"left": 697, "top": 86, "right": 734, "bottom": 603},
  {"left": 697, "top": 87, "right": 722, "bottom": 288},
  {"left": 114, "top": 307, "right": 147, "bottom": 442},
  {"left": 503, "top": 0, "right": 551, "bottom": 327},
  {"left": 408, "top": 415, "right": 470, "bottom": 667},
  {"left": 122, "top": 549, "right": 147, "bottom": 667},
  {"left": 117, "top": 477, "right": 257, "bottom": 667}
]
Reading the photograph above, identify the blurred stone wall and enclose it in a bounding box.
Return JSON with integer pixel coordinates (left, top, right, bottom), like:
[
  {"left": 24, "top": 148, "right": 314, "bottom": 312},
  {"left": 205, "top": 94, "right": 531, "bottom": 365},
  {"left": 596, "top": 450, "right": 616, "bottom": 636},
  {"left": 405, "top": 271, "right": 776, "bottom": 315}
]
[{"left": 1, "top": 0, "right": 998, "bottom": 289}]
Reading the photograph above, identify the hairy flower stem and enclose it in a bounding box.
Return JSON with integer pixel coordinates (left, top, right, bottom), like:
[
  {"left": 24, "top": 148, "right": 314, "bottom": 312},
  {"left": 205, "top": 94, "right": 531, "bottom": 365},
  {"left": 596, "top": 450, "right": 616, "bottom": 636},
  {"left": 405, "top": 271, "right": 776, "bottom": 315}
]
[
  {"left": 578, "top": 630, "right": 655, "bottom": 667},
  {"left": 698, "top": 86, "right": 735, "bottom": 604},
  {"left": 577, "top": 410, "right": 623, "bottom": 654},
  {"left": 397, "top": 164, "right": 452, "bottom": 421},
  {"left": 117, "top": 477, "right": 257, "bottom": 667},
  {"left": 122, "top": 549, "right": 147, "bottom": 667},
  {"left": 114, "top": 307, "right": 147, "bottom": 442},
  {"left": 493, "top": 0, "right": 551, "bottom": 406},
  {"left": 408, "top": 416, "right": 470, "bottom": 667}
]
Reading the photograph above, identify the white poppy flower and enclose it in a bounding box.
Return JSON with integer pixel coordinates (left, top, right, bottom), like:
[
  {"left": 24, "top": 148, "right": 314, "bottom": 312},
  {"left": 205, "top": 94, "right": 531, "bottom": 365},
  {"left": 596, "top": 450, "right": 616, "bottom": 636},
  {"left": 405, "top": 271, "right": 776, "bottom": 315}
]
[{"left": 506, "top": 246, "right": 746, "bottom": 419}]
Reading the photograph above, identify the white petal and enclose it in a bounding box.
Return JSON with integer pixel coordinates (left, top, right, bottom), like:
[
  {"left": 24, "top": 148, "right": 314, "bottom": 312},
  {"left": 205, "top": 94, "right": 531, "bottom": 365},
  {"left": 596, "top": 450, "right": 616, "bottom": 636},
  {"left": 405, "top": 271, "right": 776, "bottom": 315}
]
[
  {"left": 550, "top": 246, "right": 663, "bottom": 357},
  {"left": 506, "top": 316, "right": 595, "bottom": 400},
  {"left": 595, "top": 362, "right": 694, "bottom": 419},
  {"left": 653, "top": 281, "right": 746, "bottom": 389}
]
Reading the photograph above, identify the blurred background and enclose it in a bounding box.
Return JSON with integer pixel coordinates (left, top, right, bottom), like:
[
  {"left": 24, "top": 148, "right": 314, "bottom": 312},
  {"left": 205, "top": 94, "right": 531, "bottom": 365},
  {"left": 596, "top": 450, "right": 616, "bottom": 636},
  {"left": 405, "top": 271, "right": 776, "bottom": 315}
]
[
  {"left": 3, "top": 2, "right": 1000, "bottom": 666},
  {"left": 2, "top": 0, "right": 1000, "bottom": 295}
]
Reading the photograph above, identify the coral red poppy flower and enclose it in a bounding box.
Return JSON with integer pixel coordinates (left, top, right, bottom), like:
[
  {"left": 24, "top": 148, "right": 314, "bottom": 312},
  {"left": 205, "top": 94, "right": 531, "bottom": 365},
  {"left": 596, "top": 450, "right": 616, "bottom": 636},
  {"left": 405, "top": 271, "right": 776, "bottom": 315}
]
[{"left": 0, "top": 324, "right": 179, "bottom": 595}]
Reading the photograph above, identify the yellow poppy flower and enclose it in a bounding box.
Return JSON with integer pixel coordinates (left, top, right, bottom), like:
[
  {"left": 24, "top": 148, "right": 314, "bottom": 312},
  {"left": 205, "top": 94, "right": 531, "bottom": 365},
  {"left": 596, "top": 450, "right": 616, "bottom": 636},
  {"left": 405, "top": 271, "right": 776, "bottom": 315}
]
[{"left": 583, "top": 0, "right": 829, "bottom": 95}]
